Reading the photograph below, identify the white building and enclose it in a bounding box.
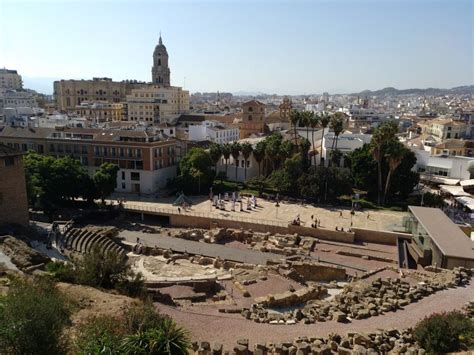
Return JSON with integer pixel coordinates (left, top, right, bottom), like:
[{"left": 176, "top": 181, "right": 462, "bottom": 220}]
[
  {"left": 216, "top": 137, "right": 263, "bottom": 182},
  {"left": 342, "top": 106, "right": 389, "bottom": 129},
  {"left": 413, "top": 149, "right": 474, "bottom": 184},
  {"left": 0, "top": 69, "right": 23, "bottom": 90},
  {"left": 305, "top": 103, "right": 326, "bottom": 112},
  {"left": 188, "top": 120, "right": 239, "bottom": 144},
  {"left": 322, "top": 133, "right": 372, "bottom": 167},
  {"left": 0, "top": 89, "right": 38, "bottom": 111}
]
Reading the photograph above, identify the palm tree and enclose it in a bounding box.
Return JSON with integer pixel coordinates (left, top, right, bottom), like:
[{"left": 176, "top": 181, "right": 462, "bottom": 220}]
[
  {"left": 300, "top": 111, "right": 312, "bottom": 143},
  {"left": 221, "top": 143, "right": 231, "bottom": 178},
  {"left": 240, "top": 142, "right": 253, "bottom": 180},
  {"left": 319, "top": 112, "right": 330, "bottom": 166},
  {"left": 329, "top": 113, "right": 344, "bottom": 166},
  {"left": 190, "top": 167, "right": 204, "bottom": 194},
  {"left": 383, "top": 141, "right": 406, "bottom": 205},
  {"left": 209, "top": 143, "right": 222, "bottom": 177},
  {"left": 230, "top": 141, "right": 241, "bottom": 181},
  {"left": 369, "top": 121, "right": 398, "bottom": 205},
  {"left": 309, "top": 113, "right": 320, "bottom": 166},
  {"left": 253, "top": 140, "right": 266, "bottom": 177},
  {"left": 289, "top": 109, "right": 300, "bottom": 147}
]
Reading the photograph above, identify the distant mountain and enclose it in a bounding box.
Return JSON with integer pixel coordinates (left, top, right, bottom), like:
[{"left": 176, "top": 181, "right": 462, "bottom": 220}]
[{"left": 354, "top": 85, "right": 474, "bottom": 97}]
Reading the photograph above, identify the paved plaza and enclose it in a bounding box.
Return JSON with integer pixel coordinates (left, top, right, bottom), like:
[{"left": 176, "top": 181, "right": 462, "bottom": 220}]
[{"left": 111, "top": 194, "right": 407, "bottom": 232}]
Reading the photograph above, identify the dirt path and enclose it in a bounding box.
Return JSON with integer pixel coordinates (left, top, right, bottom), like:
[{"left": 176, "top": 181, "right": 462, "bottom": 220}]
[{"left": 155, "top": 281, "right": 473, "bottom": 347}]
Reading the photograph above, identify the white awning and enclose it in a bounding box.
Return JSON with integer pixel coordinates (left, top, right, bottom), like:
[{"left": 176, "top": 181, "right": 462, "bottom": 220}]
[
  {"left": 420, "top": 174, "right": 459, "bottom": 185},
  {"left": 460, "top": 179, "right": 474, "bottom": 187},
  {"left": 455, "top": 196, "right": 474, "bottom": 210},
  {"left": 439, "top": 185, "right": 470, "bottom": 197}
]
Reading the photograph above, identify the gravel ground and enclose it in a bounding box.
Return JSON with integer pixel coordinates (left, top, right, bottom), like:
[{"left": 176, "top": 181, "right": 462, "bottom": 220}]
[{"left": 155, "top": 281, "right": 473, "bottom": 348}]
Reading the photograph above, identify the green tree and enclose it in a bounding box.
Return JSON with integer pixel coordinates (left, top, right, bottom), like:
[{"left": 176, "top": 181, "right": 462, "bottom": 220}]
[
  {"left": 264, "top": 134, "right": 283, "bottom": 173},
  {"left": 94, "top": 163, "right": 119, "bottom": 203},
  {"left": 240, "top": 142, "right": 253, "bottom": 180},
  {"left": 300, "top": 111, "right": 313, "bottom": 142},
  {"left": 270, "top": 155, "right": 304, "bottom": 195},
  {"left": 299, "top": 137, "right": 311, "bottom": 168},
  {"left": 221, "top": 143, "right": 231, "bottom": 176},
  {"left": 208, "top": 143, "right": 222, "bottom": 177},
  {"left": 77, "top": 246, "right": 144, "bottom": 295},
  {"left": 369, "top": 121, "right": 399, "bottom": 204},
  {"left": 23, "top": 152, "right": 96, "bottom": 218},
  {"left": 348, "top": 138, "right": 418, "bottom": 204},
  {"left": 329, "top": 113, "right": 345, "bottom": 164},
  {"left": 230, "top": 141, "right": 241, "bottom": 181},
  {"left": 319, "top": 112, "right": 331, "bottom": 166},
  {"left": 0, "top": 277, "right": 71, "bottom": 354},
  {"left": 289, "top": 109, "right": 300, "bottom": 147},
  {"left": 176, "top": 148, "right": 214, "bottom": 194},
  {"left": 309, "top": 113, "right": 320, "bottom": 166},
  {"left": 253, "top": 141, "right": 266, "bottom": 177},
  {"left": 383, "top": 140, "right": 406, "bottom": 205}
]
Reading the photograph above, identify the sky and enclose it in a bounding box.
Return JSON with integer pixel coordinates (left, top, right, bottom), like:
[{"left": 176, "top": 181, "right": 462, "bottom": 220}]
[{"left": 0, "top": 0, "right": 472, "bottom": 95}]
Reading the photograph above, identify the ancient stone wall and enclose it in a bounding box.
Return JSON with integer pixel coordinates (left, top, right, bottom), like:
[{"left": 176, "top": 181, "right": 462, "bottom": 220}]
[
  {"left": 287, "top": 224, "right": 354, "bottom": 243},
  {"left": 290, "top": 262, "right": 347, "bottom": 282},
  {"left": 352, "top": 228, "right": 411, "bottom": 245}
]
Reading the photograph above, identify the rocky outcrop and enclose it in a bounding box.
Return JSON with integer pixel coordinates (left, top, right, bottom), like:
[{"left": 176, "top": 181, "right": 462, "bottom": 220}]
[{"left": 0, "top": 235, "right": 49, "bottom": 271}]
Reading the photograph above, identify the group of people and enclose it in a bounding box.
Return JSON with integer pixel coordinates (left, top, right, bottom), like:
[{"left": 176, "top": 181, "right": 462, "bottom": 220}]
[
  {"left": 291, "top": 214, "right": 301, "bottom": 226},
  {"left": 310, "top": 215, "right": 321, "bottom": 228}
]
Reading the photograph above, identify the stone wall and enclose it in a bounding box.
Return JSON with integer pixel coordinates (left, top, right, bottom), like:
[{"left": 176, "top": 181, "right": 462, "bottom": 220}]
[
  {"left": 0, "top": 154, "right": 29, "bottom": 226},
  {"left": 290, "top": 261, "right": 347, "bottom": 282},
  {"left": 287, "top": 224, "right": 354, "bottom": 243},
  {"left": 353, "top": 228, "right": 412, "bottom": 245}
]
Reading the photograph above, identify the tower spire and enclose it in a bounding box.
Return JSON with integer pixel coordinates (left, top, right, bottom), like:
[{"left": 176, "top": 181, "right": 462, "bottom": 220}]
[{"left": 159, "top": 31, "right": 162, "bottom": 45}]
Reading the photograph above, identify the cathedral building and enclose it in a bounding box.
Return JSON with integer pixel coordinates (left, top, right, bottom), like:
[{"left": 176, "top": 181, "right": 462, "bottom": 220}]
[
  {"left": 151, "top": 35, "right": 171, "bottom": 86},
  {"left": 54, "top": 35, "right": 189, "bottom": 123},
  {"left": 126, "top": 35, "right": 189, "bottom": 124}
]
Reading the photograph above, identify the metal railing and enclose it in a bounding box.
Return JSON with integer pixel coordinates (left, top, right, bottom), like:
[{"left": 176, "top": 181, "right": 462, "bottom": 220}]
[{"left": 122, "top": 202, "right": 288, "bottom": 227}]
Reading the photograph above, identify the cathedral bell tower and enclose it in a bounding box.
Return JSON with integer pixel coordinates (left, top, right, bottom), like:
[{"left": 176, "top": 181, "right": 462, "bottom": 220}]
[{"left": 152, "top": 34, "right": 171, "bottom": 86}]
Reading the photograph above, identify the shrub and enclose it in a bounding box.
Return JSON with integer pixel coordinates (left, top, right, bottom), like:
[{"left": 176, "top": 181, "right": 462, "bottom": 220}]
[
  {"left": 76, "top": 246, "right": 146, "bottom": 297},
  {"left": 121, "top": 317, "right": 190, "bottom": 355},
  {"left": 46, "top": 261, "right": 77, "bottom": 283},
  {"left": 123, "top": 302, "right": 165, "bottom": 333},
  {"left": 413, "top": 311, "right": 474, "bottom": 354},
  {"left": 75, "top": 315, "right": 126, "bottom": 354},
  {"left": 0, "top": 276, "right": 71, "bottom": 354}
]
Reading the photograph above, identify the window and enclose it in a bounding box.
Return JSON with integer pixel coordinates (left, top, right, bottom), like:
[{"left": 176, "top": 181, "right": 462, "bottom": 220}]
[
  {"left": 131, "top": 172, "right": 140, "bottom": 181},
  {"left": 4, "top": 157, "right": 15, "bottom": 167},
  {"left": 121, "top": 171, "right": 125, "bottom": 180},
  {"left": 122, "top": 182, "right": 126, "bottom": 189},
  {"left": 248, "top": 115, "right": 252, "bottom": 121}
]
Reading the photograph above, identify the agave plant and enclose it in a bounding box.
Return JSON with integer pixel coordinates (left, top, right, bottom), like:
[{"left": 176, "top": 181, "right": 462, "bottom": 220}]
[{"left": 121, "top": 317, "right": 190, "bottom": 355}]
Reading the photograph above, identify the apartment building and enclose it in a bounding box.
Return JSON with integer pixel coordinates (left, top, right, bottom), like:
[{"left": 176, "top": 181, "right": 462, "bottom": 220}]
[
  {"left": 126, "top": 85, "right": 189, "bottom": 124},
  {"left": 75, "top": 101, "right": 125, "bottom": 122},
  {"left": 0, "top": 69, "right": 23, "bottom": 90},
  {"left": 188, "top": 120, "right": 239, "bottom": 144},
  {"left": 419, "top": 118, "right": 468, "bottom": 141},
  {"left": 0, "top": 125, "right": 181, "bottom": 194}
]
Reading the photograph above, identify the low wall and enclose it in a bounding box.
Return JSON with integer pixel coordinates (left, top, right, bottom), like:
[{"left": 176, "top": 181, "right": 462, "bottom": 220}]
[
  {"left": 287, "top": 224, "right": 354, "bottom": 243},
  {"left": 352, "top": 228, "right": 412, "bottom": 245},
  {"left": 291, "top": 262, "right": 347, "bottom": 282}
]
